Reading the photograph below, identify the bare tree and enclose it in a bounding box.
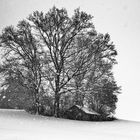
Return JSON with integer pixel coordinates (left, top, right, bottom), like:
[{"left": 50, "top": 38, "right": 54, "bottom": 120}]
[
  {"left": 28, "top": 7, "right": 95, "bottom": 117},
  {"left": 0, "top": 20, "right": 43, "bottom": 114}
]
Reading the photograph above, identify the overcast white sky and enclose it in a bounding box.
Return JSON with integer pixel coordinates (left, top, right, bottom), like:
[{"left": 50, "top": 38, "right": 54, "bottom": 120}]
[{"left": 0, "top": 0, "right": 140, "bottom": 121}]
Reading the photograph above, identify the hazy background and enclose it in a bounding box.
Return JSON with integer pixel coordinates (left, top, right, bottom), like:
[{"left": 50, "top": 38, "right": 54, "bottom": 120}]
[{"left": 0, "top": 0, "right": 140, "bottom": 121}]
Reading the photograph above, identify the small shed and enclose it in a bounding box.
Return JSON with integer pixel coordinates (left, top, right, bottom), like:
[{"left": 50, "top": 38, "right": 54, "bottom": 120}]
[{"left": 64, "top": 105, "right": 101, "bottom": 121}]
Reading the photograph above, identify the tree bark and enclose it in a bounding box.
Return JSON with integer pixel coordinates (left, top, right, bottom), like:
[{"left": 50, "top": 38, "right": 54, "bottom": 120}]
[
  {"left": 54, "top": 94, "right": 60, "bottom": 117},
  {"left": 54, "top": 74, "right": 60, "bottom": 117},
  {"left": 34, "top": 88, "right": 40, "bottom": 115}
]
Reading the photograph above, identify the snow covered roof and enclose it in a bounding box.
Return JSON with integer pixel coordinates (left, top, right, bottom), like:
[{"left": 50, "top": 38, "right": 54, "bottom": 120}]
[{"left": 75, "top": 105, "right": 100, "bottom": 115}]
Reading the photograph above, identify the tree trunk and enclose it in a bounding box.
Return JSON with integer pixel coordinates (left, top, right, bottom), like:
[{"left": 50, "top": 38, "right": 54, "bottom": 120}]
[
  {"left": 54, "top": 74, "right": 60, "bottom": 117},
  {"left": 34, "top": 88, "right": 40, "bottom": 115},
  {"left": 35, "top": 98, "right": 40, "bottom": 115},
  {"left": 54, "top": 94, "right": 60, "bottom": 117}
]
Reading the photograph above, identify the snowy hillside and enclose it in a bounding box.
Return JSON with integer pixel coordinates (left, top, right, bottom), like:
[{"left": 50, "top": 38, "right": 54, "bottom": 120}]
[{"left": 0, "top": 109, "right": 140, "bottom": 140}]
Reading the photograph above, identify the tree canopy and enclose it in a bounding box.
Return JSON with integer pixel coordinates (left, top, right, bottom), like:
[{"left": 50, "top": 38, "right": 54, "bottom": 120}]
[{"left": 0, "top": 6, "right": 121, "bottom": 118}]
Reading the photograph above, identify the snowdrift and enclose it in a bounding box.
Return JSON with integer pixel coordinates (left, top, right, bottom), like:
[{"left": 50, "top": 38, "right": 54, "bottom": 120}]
[{"left": 0, "top": 109, "right": 140, "bottom": 140}]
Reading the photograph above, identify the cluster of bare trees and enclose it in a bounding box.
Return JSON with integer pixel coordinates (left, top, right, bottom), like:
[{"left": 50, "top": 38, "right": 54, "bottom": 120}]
[{"left": 0, "top": 7, "right": 120, "bottom": 117}]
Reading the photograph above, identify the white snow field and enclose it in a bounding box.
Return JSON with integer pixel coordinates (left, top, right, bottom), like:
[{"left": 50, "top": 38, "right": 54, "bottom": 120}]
[{"left": 0, "top": 109, "right": 140, "bottom": 140}]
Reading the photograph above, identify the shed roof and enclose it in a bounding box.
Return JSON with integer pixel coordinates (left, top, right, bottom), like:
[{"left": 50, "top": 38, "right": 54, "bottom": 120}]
[{"left": 75, "top": 105, "right": 100, "bottom": 115}]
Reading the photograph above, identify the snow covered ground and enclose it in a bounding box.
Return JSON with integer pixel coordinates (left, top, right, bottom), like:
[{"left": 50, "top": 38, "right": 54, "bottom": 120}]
[{"left": 0, "top": 109, "right": 140, "bottom": 140}]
